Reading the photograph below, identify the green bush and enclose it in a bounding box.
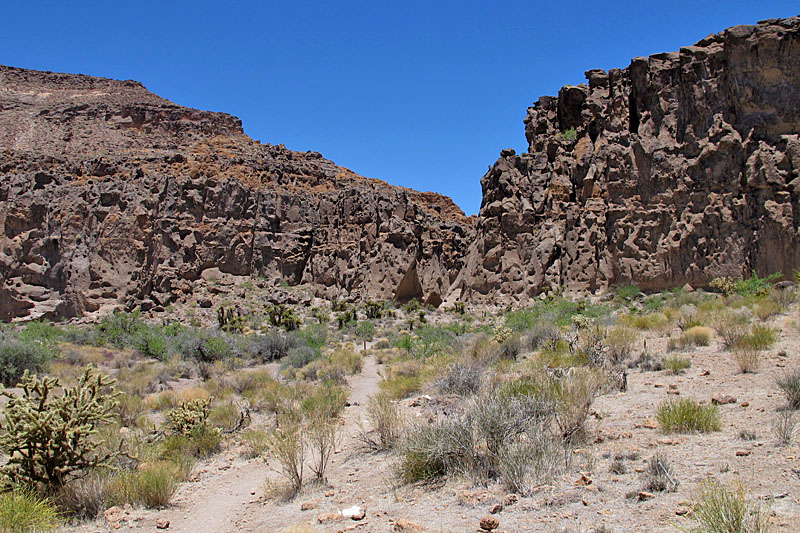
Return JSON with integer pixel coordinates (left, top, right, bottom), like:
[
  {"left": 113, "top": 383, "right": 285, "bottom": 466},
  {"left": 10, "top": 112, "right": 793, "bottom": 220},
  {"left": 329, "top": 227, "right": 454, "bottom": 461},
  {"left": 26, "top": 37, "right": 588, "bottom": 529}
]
[
  {"left": 105, "top": 462, "right": 182, "bottom": 509},
  {"left": 0, "top": 337, "right": 53, "bottom": 387},
  {"left": 740, "top": 324, "right": 777, "bottom": 351},
  {"left": 0, "top": 489, "right": 61, "bottom": 532},
  {"left": 656, "top": 398, "right": 720, "bottom": 434},
  {"left": 0, "top": 368, "right": 120, "bottom": 488}
]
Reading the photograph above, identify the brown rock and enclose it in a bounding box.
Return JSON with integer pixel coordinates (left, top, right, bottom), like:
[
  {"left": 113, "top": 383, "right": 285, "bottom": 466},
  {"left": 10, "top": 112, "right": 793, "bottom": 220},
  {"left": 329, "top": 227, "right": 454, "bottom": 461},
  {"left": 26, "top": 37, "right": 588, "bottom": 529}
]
[
  {"left": 318, "top": 513, "right": 346, "bottom": 524},
  {"left": 638, "top": 491, "right": 656, "bottom": 501},
  {"left": 736, "top": 450, "right": 752, "bottom": 456},
  {"left": 301, "top": 501, "right": 317, "bottom": 511},
  {"left": 502, "top": 494, "right": 519, "bottom": 506},
  {"left": 712, "top": 394, "right": 737, "bottom": 405},
  {"left": 457, "top": 489, "right": 495, "bottom": 506},
  {"left": 156, "top": 519, "right": 170, "bottom": 529},
  {"left": 479, "top": 515, "right": 500, "bottom": 531},
  {"left": 390, "top": 519, "right": 425, "bottom": 531},
  {"left": 489, "top": 503, "right": 503, "bottom": 514}
]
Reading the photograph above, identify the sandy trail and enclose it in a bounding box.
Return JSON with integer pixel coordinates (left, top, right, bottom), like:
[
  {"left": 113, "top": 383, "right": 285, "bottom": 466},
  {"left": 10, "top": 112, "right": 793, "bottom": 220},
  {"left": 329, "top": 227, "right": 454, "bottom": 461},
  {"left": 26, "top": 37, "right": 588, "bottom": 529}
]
[{"left": 101, "top": 346, "right": 385, "bottom": 533}]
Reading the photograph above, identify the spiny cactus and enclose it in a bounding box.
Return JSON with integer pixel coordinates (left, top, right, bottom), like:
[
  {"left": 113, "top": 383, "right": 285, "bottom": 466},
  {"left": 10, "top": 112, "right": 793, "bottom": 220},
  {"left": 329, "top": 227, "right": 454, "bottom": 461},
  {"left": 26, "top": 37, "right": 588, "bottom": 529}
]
[
  {"left": 0, "top": 367, "right": 121, "bottom": 488},
  {"left": 167, "top": 397, "right": 213, "bottom": 435}
]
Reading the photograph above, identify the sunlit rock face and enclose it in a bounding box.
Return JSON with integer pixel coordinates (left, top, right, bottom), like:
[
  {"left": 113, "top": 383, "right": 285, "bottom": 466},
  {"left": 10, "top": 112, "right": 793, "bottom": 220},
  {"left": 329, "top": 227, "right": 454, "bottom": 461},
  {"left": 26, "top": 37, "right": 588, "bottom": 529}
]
[{"left": 450, "top": 16, "right": 800, "bottom": 305}]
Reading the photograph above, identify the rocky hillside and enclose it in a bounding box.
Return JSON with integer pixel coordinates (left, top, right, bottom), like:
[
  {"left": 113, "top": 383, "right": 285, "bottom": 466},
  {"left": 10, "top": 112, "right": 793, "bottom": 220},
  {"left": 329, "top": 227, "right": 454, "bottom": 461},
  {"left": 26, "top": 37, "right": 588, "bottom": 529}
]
[
  {"left": 448, "top": 16, "right": 800, "bottom": 304},
  {"left": 3, "top": 15, "right": 800, "bottom": 319},
  {"left": 0, "top": 66, "right": 471, "bottom": 320}
]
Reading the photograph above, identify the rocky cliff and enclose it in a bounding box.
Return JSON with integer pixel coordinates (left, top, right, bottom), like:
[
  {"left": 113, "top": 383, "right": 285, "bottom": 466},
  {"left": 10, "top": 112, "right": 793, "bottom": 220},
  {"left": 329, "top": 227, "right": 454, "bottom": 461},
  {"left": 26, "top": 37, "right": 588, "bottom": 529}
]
[
  {"left": 0, "top": 66, "right": 470, "bottom": 320},
  {"left": 448, "top": 16, "right": 800, "bottom": 304}
]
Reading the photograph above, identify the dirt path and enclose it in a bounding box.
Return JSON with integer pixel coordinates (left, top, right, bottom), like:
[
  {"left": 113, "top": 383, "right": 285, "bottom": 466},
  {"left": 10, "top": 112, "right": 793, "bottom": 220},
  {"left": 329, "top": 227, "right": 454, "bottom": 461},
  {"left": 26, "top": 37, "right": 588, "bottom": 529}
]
[{"left": 94, "top": 348, "right": 386, "bottom": 533}]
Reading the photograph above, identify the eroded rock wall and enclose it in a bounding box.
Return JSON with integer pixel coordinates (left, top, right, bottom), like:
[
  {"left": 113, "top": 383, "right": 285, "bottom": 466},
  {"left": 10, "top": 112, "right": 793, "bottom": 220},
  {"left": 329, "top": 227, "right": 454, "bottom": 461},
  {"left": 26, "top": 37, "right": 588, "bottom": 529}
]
[
  {"left": 449, "top": 16, "right": 800, "bottom": 304},
  {"left": 0, "top": 66, "right": 469, "bottom": 320}
]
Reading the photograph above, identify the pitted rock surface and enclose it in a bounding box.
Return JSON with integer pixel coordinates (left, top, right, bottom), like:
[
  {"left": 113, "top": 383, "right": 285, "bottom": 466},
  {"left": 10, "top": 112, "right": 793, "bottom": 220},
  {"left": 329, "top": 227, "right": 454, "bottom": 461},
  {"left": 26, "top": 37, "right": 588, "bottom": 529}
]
[
  {"left": 0, "top": 65, "right": 470, "bottom": 320},
  {"left": 448, "top": 16, "right": 800, "bottom": 304}
]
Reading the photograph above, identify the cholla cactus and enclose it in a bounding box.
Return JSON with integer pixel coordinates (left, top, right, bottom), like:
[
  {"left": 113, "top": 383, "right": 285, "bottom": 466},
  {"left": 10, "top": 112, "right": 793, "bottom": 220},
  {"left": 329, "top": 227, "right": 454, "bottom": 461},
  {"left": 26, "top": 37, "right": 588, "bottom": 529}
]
[
  {"left": 493, "top": 325, "right": 512, "bottom": 344},
  {"left": 0, "top": 367, "right": 121, "bottom": 488},
  {"left": 167, "top": 397, "right": 212, "bottom": 435},
  {"left": 571, "top": 315, "right": 595, "bottom": 330},
  {"left": 709, "top": 276, "right": 736, "bottom": 297}
]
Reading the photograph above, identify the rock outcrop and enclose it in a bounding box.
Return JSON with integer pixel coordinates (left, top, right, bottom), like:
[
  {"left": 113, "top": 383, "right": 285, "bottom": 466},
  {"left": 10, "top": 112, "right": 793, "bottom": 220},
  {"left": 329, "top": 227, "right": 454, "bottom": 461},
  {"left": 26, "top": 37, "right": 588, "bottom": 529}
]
[
  {"left": 449, "top": 16, "right": 800, "bottom": 304},
  {"left": 4, "top": 15, "right": 800, "bottom": 319},
  {"left": 0, "top": 66, "right": 470, "bottom": 320}
]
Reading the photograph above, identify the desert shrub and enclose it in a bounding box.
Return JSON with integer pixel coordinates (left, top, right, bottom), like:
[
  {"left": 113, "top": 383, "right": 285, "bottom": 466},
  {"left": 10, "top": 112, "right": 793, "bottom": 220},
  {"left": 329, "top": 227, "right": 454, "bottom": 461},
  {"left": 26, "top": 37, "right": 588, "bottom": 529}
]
[
  {"left": 105, "top": 462, "right": 182, "bottom": 508},
  {"left": 96, "top": 310, "right": 144, "bottom": 346},
  {"left": 732, "top": 346, "right": 760, "bottom": 373},
  {"left": 663, "top": 356, "right": 692, "bottom": 374},
  {"left": 298, "top": 383, "right": 346, "bottom": 420},
  {"left": 617, "top": 312, "right": 669, "bottom": 331},
  {"left": 679, "top": 326, "right": 713, "bottom": 348},
  {"left": 643, "top": 452, "right": 678, "bottom": 492},
  {"left": 434, "top": 361, "right": 483, "bottom": 396},
  {"left": 0, "top": 489, "right": 61, "bottom": 531},
  {"left": 773, "top": 410, "right": 797, "bottom": 446},
  {"left": 498, "top": 334, "right": 522, "bottom": 360},
  {"left": 268, "top": 419, "right": 305, "bottom": 495},
  {"left": 753, "top": 300, "right": 781, "bottom": 321},
  {"left": 248, "top": 330, "right": 301, "bottom": 362},
  {"left": 410, "top": 326, "right": 456, "bottom": 359},
  {"left": 735, "top": 271, "right": 781, "bottom": 297},
  {"left": 398, "top": 418, "right": 467, "bottom": 483},
  {"left": 677, "top": 306, "right": 705, "bottom": 330},
  {"left": 605, "top": 326, "right": 637, "bottom": 364},
  {"left": 299, "top": 323, "right": 327, "bottom": 351},
  {"left": 777, "top": 368, "right": 800, "bottom": 409},
  {"left": 0, "top": 368, "right": 120, "bottom": 488},
  {"left": 399, "top": 392, "right": 558, "bottom": 492},
  {"left": 524, "top": 322, "right": 562, "bottom": 351},
  {"left": 282, "top": 345, "right": 320, "bottom": 371},
  {"left": 329, "top": 348, "right": 362, "bottom": 375},
  {"left": 380, "top": 374, "right": 422, "bottom": 399},
  {"left": 656, "top": 398, "right": 720, "bottom": 434},
  {"left": 688, "top": 479, "right": 770, "bottom": 533},
  {"left": 360, "top": 393, "right": 403, "bottom": 451},
  {"left": 541, "top": 368, "right": 605, "bottom": 443},
  {"left": 629, "top": 351, "right": 663, "bottom": 372},
  {"left": 0, "top": 334, "right": 53, "bottom": 387},
  {"left": 241, "top": 430, "right": 270, "bottom": 459},
  {"left": 712, "top": 311, "right": 750, "bottom": 349},
  {"left": 307, "top": 414, "right": 338, "bottom": 481},
  {"left": 208, "top": 402, "right": 241, "bottom": 431},
  {"left": 740, "top": 324, "right": 777, "bottom": 351},
  {"left": 54, "top": 472, "right": 106, "bottom": 519},
  {"left": 615, "top": 284, "right": 642, "bottom": 301},
  {"left": 354, "top": 321, "right": 376, "bottom": 350}
]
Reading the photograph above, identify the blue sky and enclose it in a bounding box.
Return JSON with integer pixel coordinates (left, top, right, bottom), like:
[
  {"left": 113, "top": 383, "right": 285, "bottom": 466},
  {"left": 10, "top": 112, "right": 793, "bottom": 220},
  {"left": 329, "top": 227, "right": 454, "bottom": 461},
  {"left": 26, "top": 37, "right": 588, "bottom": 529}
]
[{"left": 3, "top": 1, "right": 797, "bottom": 215}]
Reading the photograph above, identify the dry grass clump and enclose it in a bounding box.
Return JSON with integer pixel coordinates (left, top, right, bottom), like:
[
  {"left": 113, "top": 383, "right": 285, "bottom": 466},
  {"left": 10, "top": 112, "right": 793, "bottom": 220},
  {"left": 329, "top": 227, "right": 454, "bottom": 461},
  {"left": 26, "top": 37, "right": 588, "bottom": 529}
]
[
  {"left": 773, "top": 410, "right": 798, "bottom": 446},
  {"left": 668, "top": 326, "right": 713, "bottom": 351},
  {"left": 617, "top": 312, "right": 670, "bottom": 331},
  {"left": 776, "top": 368, "right": 800, "bottom": 409},
  {"left": 687, "top": 479, "right": 771, "bottom": 533},
  {"left": 433, "top": 361, "right": 484, "bottom": 395},
  {"left": 711, "top": 311, "right": 750, "bottom": 349},
  {"left": 643, "top": 452, "right": 679, "bottom": 492},
  {"left": 663, "top": 355, "right": 692, "bottom": 374},
  {"left": 656, "top": 398, "right": 720, "bottom": 433},
  {"left": 732, "top": 346, "right": 761, "bottom": 374},
  {"left": 359, "top": 393, "right": 403, "bottom": 451},
  {"left": 0, "top": 489, "right": 62, "bottom": 531},
  {"left": 398, "top": 392, "right": 560, "bottom": 494},
  {"left": 604, "top": 326, "right": 638, "bottom": 365}
]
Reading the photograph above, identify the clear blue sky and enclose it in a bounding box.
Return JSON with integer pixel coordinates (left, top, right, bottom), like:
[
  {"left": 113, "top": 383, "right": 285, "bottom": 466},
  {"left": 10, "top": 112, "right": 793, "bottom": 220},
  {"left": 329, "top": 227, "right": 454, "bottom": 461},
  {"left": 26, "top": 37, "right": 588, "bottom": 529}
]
[{"left": 3, "top": 1, "right": 797, "bottom": 215}]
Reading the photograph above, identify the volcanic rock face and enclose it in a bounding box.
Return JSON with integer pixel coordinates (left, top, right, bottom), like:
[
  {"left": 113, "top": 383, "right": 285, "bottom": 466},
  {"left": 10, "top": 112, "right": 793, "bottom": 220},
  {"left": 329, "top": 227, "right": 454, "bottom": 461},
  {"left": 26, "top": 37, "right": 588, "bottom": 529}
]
[
  {"left": 449, "top": 16, "right": 800, "bottom": 304},
  {"left": 0, "top": 66, "right": 470, "bottom": 320}
]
